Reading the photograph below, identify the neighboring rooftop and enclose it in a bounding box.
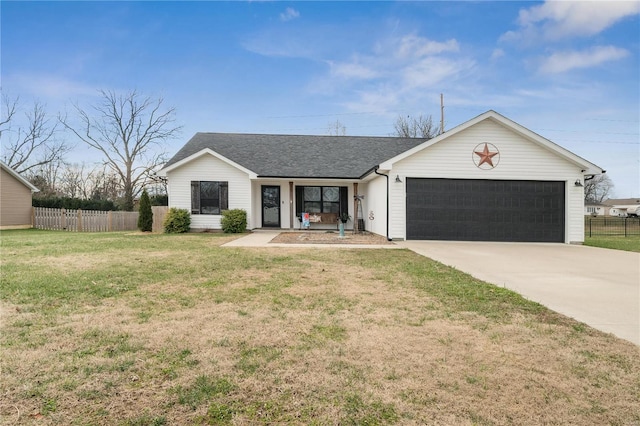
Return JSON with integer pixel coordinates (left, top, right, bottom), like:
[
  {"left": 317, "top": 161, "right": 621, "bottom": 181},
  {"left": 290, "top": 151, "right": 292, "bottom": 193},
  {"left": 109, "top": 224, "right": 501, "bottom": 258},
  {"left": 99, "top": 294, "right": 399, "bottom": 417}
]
[
  {"left": 161, "top": 133, "right": 426, "bottom": 179},
  {"left": 604, "top": 198, "right": 640, "bottom": 205}
]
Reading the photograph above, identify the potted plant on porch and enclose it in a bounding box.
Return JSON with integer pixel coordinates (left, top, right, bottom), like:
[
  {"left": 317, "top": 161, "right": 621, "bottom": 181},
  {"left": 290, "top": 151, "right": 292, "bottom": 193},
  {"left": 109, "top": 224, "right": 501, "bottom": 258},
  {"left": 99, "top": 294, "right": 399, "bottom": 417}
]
[{"left": 338, "top": 212, "right": 351, "bottom": 237}]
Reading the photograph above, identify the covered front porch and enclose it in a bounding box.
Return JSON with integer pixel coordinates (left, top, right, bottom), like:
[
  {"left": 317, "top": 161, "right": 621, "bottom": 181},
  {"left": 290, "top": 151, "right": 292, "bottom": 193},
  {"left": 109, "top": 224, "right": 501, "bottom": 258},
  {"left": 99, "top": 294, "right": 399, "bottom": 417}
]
[{"left": 249, "top": 179, "right": 369, "bottom": 232}]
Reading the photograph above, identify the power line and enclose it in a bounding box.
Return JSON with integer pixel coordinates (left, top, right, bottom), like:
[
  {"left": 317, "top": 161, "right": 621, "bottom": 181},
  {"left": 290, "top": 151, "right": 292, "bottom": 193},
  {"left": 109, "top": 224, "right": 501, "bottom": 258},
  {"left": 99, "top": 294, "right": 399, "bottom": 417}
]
[
  {"left": 536, "top": 128, "right": 639, "bottom": 136},
  {"left": 552, "top": 139, "right": 639, "bottom": 145},
  {"left": 266, "top": 110, "right": 401, "bottom": 119},
  {"left": 586, "top": 118, "right": 639, "bottom": 123}
]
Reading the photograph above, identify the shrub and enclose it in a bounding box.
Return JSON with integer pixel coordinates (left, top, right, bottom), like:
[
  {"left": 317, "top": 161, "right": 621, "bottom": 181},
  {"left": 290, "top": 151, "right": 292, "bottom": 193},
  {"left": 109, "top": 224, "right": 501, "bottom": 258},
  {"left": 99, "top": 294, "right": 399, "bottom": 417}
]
[
  {"left": 137, "top": 189, "right": 153, "bottom": 232},
  {"left": 221, "top": 209, "right": 247, "bottom": 233},
  {"left": 150, "top": 194, "right": 168, "bottom": 206},
  {"left": 163, "top": 208, "right": 191, "bottom": 233},
  {"left": 32, "top": 197, "right": 118, "bottom": 211}
]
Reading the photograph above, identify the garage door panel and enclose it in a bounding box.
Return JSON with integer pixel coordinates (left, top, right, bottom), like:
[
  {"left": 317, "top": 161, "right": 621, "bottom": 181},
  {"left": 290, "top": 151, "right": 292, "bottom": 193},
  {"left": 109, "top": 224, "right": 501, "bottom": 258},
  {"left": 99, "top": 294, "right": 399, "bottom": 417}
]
[{"left": 406, "top": 178, "right": 565, "bottom": 242}]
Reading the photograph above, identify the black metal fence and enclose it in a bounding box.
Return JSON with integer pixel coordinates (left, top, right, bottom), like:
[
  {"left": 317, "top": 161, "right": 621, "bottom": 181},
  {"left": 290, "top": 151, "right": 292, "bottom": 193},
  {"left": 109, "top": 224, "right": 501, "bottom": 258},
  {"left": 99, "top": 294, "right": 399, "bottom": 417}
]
[{"left": 585, "top": 217, "right": 640, "bottom": 237}]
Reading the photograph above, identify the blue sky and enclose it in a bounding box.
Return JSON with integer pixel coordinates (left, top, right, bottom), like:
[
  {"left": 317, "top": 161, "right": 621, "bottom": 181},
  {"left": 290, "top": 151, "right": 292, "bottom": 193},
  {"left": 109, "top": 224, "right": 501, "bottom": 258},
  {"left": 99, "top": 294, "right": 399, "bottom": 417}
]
[{"left": 2, "top": 1, "right": 639, "bottom": 196}]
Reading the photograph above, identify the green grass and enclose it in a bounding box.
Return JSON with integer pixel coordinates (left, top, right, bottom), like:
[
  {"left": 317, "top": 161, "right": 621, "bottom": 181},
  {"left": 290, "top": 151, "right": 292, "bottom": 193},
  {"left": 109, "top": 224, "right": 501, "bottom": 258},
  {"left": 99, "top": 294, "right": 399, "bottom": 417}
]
[
  {"left": 172, "top": 375, "right": 235, "bottom": 410},
  {"left": 1, "top": 229, "right": 638, "bottom": 425},
  {"left": 584, "top": 235, "right": 640, "bottom": 252}
]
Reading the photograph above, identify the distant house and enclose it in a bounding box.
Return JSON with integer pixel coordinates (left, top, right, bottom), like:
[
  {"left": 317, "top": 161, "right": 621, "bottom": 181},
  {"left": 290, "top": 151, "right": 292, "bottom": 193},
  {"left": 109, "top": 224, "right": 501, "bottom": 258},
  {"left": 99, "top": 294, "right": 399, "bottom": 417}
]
[
  {"left": 0, "top": 162, "right": 39, "bottom": 229},
  {"left": 159, "top": 110, "right": 604, "bottom": 243},
  {"left": 604, "top": 198, "right": 640, "bottom": 217},
  {"left": 584, "top": 202, "right": 610, "bottom": 217}
]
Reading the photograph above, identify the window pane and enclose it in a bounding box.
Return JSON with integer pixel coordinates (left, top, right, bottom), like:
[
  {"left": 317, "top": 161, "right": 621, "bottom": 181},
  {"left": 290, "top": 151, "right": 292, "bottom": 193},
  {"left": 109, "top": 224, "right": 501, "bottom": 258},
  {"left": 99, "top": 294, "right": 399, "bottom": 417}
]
[
  {"left": 201, "top": 181, "right": 219, "bottom": 214},
  {"left": 323, "top": 187, "right": 339, "bottom": 202},
  {"left": 200, "top": 181, "right": 218, "bottom": 198},
  {"left": 304, "top": 201, "right": 321, "bottom": 213},
  {"left": 304, "top": 187, "right": 321, "bottom": 201},
  {"left": 323, "top": 202, "right": 340, "bottom": 213}
]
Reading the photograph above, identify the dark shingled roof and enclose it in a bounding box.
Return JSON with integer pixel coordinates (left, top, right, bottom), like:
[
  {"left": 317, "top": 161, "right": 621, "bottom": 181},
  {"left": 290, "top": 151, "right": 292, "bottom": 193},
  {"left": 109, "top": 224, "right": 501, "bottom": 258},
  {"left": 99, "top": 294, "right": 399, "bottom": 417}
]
[{"left": 162, "top": 133, "right": 427, "bottom": 179}]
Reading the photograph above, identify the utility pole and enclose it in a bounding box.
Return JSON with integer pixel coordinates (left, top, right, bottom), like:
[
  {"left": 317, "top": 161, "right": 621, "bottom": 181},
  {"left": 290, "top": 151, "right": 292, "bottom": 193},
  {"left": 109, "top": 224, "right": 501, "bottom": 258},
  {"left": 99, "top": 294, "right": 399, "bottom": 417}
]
[{"left": 440, "top": 93, "right": 445, "bottom": 135}]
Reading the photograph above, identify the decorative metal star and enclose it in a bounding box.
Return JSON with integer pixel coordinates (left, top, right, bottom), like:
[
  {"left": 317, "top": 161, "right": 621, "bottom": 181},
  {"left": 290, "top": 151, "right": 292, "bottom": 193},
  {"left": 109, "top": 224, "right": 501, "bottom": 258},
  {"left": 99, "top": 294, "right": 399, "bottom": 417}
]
[{"left": 474, "top": 143, "right": 499, "bottom": 167}]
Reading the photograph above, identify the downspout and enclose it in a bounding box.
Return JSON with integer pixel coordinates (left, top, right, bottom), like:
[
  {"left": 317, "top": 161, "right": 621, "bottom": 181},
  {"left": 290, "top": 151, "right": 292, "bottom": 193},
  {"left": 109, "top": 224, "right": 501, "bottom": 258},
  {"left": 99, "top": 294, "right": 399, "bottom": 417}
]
[{"left": 374, "top": 166, "right": 391, "bottom": 241}]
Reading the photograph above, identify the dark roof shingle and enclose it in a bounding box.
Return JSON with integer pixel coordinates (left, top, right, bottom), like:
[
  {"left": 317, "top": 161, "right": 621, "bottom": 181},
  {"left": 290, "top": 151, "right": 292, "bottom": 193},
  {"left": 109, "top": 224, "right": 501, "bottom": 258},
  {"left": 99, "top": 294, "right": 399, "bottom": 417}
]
[{"left": 162, "top": 133, "right": 426, "bottom": 178}]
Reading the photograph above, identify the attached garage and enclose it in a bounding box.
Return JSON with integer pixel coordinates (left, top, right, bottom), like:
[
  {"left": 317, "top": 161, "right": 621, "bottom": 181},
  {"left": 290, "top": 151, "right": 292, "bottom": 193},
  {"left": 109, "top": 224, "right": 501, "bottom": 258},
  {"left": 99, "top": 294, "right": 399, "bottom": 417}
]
[
  {"left": 376, "top": 111, "right": 603, "bottom": 244},
  {"left": 406, "top": 178, "right": 565, "bottom": 242}
]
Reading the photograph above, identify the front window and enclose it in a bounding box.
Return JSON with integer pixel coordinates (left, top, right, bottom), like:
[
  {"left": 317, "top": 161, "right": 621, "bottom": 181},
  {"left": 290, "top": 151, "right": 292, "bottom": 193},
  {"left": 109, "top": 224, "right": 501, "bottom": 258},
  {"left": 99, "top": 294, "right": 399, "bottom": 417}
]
[
  {"left": 296, "top": 185, "right": 347, "bottom": 216},
  {"left": 191, "top": 181, "right": 228, "bottom": 214}
]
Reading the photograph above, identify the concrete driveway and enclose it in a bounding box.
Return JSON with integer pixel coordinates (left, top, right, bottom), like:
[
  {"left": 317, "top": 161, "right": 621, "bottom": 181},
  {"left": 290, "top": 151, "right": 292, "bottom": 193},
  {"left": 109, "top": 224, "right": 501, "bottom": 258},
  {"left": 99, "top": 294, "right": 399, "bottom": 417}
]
[{"left": 397, "top": 241, "right": 640, "bottom": 345}]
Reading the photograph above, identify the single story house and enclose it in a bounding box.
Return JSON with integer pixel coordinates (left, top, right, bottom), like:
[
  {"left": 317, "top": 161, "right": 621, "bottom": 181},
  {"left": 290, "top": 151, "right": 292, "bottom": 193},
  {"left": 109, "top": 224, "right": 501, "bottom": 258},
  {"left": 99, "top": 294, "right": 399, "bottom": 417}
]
[
  {"left": 158, "top": 110, "right": 603, "bottom": 243},
  {"left": 584, "top": 202, "right": 610, "bottom": 216},
  {"left": 604, "top": 198, "right": 640, "bottom": 217},
  {"left": 1, "top": 161, "right": 39, "bottom": 229}
]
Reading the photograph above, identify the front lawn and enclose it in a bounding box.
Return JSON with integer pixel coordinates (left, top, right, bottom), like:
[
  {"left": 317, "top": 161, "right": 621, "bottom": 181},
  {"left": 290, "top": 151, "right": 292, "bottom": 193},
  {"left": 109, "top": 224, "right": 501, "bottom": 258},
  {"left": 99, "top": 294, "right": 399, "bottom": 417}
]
[
  {"left": 584, "top": 235, "right": 640, "bottom": 252},
  {"left": 1, "top": 230, "right": 638, "bottom": 425}
]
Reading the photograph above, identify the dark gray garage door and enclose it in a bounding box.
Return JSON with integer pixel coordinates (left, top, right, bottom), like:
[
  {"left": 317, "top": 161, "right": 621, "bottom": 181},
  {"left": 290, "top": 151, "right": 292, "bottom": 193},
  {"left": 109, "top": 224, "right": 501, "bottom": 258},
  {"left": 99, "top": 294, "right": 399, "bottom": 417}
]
[{"left": 406, "top": 178, "right": 565, "bottom": 242}]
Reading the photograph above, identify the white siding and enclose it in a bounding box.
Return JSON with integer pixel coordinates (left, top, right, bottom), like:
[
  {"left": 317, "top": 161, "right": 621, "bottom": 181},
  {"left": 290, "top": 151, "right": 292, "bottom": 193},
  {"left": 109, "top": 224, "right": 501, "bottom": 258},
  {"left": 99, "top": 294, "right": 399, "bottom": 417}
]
[
  {"left": 365, "top": 175, "right": 388, "bottom": 237},
  {"left": 166, "top": 154, "right": 252, "bottom": 230},
  {"left": 389, "top": 119, "right": 586, "bottom": 243}
]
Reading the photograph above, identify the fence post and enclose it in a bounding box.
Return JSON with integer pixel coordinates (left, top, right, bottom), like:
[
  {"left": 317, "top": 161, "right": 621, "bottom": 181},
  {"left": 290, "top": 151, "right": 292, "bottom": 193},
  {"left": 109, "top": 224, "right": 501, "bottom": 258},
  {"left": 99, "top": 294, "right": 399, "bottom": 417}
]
[
  {"left": 78, "top": 209, "right": 83, "bottom": 232},
  {"left": 625, "top": 218, "right": 627, "bottom": 238},
  {"left": 108, "top": 211, "right": 113, "bottom": 232},
  {"left": 589, "top": 218, "right": 592, "bottom": 238},
  {"left": 61, "top": 208, "right": 67, "bottom": 230}
]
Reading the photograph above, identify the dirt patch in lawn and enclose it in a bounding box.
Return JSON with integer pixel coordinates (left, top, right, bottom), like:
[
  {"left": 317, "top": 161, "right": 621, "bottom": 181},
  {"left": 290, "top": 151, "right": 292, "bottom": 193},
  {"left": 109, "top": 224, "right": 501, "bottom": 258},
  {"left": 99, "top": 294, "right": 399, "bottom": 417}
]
[{"left": 271, "top": 231, "right": 393, "bottom": 245}]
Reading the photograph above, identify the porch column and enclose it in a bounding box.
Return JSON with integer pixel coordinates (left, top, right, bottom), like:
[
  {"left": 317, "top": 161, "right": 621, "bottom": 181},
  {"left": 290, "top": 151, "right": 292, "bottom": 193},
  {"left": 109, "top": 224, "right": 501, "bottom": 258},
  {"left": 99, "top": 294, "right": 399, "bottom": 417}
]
[
  {"left": 289, "top": 181, "right": 294, "bottom": 229},
  {"left": 353, "top": 182, "right": 358, "bottom": 233}
]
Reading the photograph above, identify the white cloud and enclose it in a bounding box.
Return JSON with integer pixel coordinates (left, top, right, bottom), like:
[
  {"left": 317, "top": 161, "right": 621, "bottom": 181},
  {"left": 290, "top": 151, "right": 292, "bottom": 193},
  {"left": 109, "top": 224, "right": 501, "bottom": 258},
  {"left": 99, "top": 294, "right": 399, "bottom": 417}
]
[
  {"left": 321, "top": 34, "right": 471, "bottom": 112},
  {"left": 502, "top": 1, "right": 640, "bottom": 42},
  {"left": 7, "top": 72, "right": 97, "bottom": 99},
  {"left": 280, "top": 7, "right": 300, "bottom": 22},
  {"left": 490, "top": 48, "right": 505, "bottom": 60},
  {"left": 539, "top": 45, "right": 629, "bottom": 74},
  {"left": 328, "top": 60, "right": 380, "bottom": 80},
  {"left": 330, "top": 34, "right": 464, "bottom": 83},
  {"left": 396, "top": 34, "right": 459, "bottom": 58},
  {"left": 402, "top": 57, "right": 475, "bottom": 90},
  {"left": 242, "top": 34, "right": 312, "bottom": 58}
]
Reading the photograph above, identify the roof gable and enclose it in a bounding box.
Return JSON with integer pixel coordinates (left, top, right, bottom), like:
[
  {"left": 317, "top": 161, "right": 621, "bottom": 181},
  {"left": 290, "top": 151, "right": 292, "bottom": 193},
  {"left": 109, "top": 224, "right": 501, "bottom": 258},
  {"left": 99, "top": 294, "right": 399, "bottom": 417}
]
[
  {"left": 159, "top": 148, "right": 258, "bottom": 178},
  {"left": 0, "top": 162, "right": 39, "bottom": 192},
  {"left": 379, "top": 110, "right": 604, "bottom": 175}
]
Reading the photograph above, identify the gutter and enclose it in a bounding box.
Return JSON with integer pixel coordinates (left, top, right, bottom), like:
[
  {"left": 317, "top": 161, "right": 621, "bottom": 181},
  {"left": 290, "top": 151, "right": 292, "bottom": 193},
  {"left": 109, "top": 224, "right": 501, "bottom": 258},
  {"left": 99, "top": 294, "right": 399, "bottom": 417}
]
[{"left": 374, "top": 166, "right": 391, "bottom": 241}]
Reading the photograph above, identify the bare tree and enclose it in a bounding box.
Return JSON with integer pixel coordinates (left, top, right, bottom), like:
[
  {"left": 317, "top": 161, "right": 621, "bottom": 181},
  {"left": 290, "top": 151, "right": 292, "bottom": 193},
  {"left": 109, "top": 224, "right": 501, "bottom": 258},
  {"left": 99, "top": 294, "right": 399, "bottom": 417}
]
[
  {"left": 393, "top": 114, "right": 439, "bottom": 139},
  {"left": 1, "top": 95, "right": 71, "bottom": 174},
  {"left": 90, "top": 168, "right": 122, "bottom": 202},
  {"left": 28, "top": 159, "right": 64, "bottom": 198},
  {"left": 61, "top": 90, "right": 181, "bottom": 211},
  {"left": 58, "top": 163, "right": 101, "bottom": 199},
  {"left": 584, "top": 174, "right": 614, "bottom": 203},
  {"left": 327, "top": 119, "right": 346, "bottom": 136}
]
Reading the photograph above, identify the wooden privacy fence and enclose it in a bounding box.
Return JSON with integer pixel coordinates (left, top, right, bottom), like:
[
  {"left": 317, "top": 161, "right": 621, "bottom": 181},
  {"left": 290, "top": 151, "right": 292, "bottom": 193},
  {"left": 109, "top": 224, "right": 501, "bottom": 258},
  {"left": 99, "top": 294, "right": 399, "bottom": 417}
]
[
  {"left": 34, "top": 207, "right": 139, "bottom": 232},
  {"left": 152, "top": 206, "right": 168, "bottom": 233}
]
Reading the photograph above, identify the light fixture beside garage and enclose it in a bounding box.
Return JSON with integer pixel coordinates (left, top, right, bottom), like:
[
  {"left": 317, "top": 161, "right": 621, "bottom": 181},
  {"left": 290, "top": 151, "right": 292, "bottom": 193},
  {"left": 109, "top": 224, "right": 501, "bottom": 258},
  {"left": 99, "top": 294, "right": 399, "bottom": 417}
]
[
  {"left": 575, "top": 179, "right": 583, "bottom": 187},
  {"left": 395, "top": 175, "right": 402, "bottom": 183}
]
